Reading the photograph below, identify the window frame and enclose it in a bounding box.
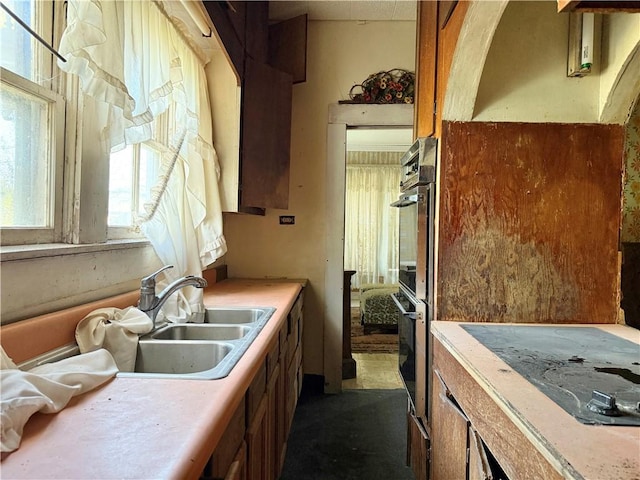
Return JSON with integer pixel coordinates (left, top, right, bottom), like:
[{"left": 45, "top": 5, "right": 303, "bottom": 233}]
[
  {"left": 0, "top": 66, "right": 66, "bottom": 245},
  {"left": 0, "top": 0, "right": 66, "bottom": 246}
]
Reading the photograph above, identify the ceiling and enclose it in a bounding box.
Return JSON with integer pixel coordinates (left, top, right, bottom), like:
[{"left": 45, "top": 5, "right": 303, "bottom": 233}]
[{"left": 268, "top": 0, "right": 417, "bottom": 22}]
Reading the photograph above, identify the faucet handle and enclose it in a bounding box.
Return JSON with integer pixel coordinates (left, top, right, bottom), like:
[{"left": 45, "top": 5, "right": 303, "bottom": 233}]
[{"left": 140, "top": 265, "right": 173, "bottom": 292}]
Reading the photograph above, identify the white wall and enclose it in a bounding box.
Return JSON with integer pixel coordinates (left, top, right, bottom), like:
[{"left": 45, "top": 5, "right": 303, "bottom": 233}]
[
  {"left": 474, "top": 1, "right": 601, "bottom": 123},
  {"left": 1, "top": 244, "right": 162, "bottom": 322},
  {"left": 223, "top": 20, "right": 416, "bottom": 376}
]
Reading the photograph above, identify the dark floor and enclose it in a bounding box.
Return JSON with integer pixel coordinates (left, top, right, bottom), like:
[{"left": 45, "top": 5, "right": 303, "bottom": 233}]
[{"left": 280, "top": 382, "right": 415, "bottom": 480}]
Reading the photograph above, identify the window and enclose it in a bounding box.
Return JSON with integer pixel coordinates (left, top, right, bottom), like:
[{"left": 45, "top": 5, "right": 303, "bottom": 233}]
[
  {"left": 0, "top": 0, "right": 65, "bottom": 245},
  {"left": 107, "top": 105, "right": 177, "bottom": 239}
]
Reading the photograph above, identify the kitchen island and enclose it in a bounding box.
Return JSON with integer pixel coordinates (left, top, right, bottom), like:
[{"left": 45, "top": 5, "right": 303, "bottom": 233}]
[
  {"left": 431, "top": 321, "right": 640, "bottom": 480},
  {"left": 0, "top": 278, "right": 304, "bottom": 479}
]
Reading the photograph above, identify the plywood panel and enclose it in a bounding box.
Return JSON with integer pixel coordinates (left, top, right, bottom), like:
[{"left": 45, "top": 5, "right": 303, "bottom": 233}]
[{"left": 438, "top": 121, "right": 624, "bottom": 323}]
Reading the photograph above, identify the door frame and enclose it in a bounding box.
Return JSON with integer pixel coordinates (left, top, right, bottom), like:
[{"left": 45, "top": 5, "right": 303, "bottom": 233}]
[{"left": 324, "top": 103, "right": 414, "bottom": 393}]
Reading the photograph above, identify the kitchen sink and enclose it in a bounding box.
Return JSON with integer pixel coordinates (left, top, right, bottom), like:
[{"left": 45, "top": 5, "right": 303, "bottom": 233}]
[
  {"left": 120, "top": 306, "right": 276, "bottom": 379},
  {"left": 18, "top": 306, "right": 276, "bottom": 381},
  {"left": 149, "top": 323, "right": 250, "bottom": 341}
]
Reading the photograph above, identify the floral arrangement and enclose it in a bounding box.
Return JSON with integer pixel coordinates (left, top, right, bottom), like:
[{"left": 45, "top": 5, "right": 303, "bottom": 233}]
[{"left": 342, "top": 69, "right": 415, "bottom": 104}]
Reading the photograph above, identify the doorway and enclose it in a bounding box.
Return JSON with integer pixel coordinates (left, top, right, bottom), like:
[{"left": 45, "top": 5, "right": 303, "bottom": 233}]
[
  {"left": 342, "top": 127, "right": 411, "bottom": 390},
  {"left": 324, "top": 104, "right": 413, "bottom": 393}
]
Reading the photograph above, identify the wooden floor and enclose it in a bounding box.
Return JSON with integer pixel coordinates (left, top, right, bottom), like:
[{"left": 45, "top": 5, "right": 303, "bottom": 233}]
[{"left": 342, "top": 353, "right": 403, "bottom": 390}]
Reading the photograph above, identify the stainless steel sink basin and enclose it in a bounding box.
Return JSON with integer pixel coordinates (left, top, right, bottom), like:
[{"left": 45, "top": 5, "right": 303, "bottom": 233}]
[
  {"left": 203, "top": 307, "right": 272, "bottom": 324},
  {"left": 132, "top": 341, "right": 232, "bottom": 374},
  {"left": 150, "top": 324, "right": 250, "bottom": 341}
]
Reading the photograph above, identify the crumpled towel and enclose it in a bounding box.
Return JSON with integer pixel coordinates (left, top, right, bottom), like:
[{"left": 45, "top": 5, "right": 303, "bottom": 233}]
[
  {"left": 1, "top": 347, "right": 118, "bottom": 453},
  {"left": 75, "top": 306, "right": 152, "bottom": 372}
]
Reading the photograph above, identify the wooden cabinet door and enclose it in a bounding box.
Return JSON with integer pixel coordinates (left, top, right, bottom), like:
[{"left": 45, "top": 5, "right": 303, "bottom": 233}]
[
  {"left": 207, "top": 398, "right": 246, "bottom": 479},
  {"left": 414, "top": 0, "right": 437, "bottom": 138},
  {"left": 266, "top": 363, "right": 281, "bottom": 480},
  {"left": 431, "top": 370, "right": 469, "bottom": 480},
  {"left": 407, "top": 410, "right": 430, "bottom": 480},
  {"left": 224, "top": 441, "right": 247, "bottom": 480},
  {"left": 468, "top": 427, "right": 492, "bottom": 480},
  {"left": 246, "top": 394, "right": 268, "bottom": 480},
  {"left": 241, "top": 58, "right": 293, "bottom": 210}
]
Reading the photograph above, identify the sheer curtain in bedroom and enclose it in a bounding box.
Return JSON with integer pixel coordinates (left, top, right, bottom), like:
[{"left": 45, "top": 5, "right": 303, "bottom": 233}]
[{"left": 344, "top": 151, "right": 402, "bottom": 289}]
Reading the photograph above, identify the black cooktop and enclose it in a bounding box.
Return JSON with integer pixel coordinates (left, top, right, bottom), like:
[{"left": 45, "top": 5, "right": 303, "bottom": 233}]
[{"left": 461, "top": 325, "right": 640, "bottom": 426}]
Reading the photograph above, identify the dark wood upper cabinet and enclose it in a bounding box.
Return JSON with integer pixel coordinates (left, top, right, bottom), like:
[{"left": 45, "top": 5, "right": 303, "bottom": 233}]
[
  {"left": 269, "top": 15, "right": 308, "bottom": 84},
  {"left": 204, "top": 1, "right": 304, "bottom": 212},
  {"left": 558, "top": 1, "right": 640, "bottom": 12},
  {"left": 204, "top": 1, "right": 245, "bottom": 77},
  {"left": 245, "top": 1, "right": 269, "bottom": 62},
  {"left": 241, "top": 58, "right": 292, "bottom": 210}
]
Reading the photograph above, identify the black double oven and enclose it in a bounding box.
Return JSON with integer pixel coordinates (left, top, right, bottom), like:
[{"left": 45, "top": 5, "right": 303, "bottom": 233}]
[{"left": 390, "top": 137, "right": 436, "bottom": 424}]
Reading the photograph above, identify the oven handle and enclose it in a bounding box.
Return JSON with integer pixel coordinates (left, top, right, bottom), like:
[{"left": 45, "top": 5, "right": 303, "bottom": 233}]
[
  {"left": 390, "top": 293, "right": 417, "bottom": 320},
  {"left": 390, "top": 194, "right": 419, "bottom": 208}
]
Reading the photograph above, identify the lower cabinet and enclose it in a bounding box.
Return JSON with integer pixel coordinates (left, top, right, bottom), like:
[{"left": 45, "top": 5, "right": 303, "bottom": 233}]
[
  {"left": 205, "top": 399, "right": 246, "bottom": 480},
  {"left": 430, "top": 370, "right": 506, "bottom": 480},
  {"left": 407, "top": 409, "right": 430, "bottom": 480},
  {"left": 246, "top": 395, "right": 268, "bottom": 480},
  {"left": 201, "top": 289, "right": 304, "bottom": 480}
]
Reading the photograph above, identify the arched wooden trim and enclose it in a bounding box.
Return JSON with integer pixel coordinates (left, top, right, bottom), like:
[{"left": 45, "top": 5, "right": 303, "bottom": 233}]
[
  {"left": 600, "top": 41, "right": 640, "bottom": 124},
  {"left": 442, "top": 0, "right": 509, "bottom": 122}
]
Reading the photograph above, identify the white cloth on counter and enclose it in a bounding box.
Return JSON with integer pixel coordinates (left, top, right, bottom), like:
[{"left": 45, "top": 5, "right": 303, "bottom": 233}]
[
  {"left": 1, "top": 347, "right": 118, "bottom": 453},
  {"left": 75, "top": 306, "right": 152, "bottom": 372}
]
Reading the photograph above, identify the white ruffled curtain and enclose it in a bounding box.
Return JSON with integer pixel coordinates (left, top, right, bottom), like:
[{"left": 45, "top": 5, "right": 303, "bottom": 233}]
[
  {"left": 344, "top": 152, "right": 401, "bottom": 289},
  {"left": 58, "top": 0, "right": 227, "bottom": 322}
]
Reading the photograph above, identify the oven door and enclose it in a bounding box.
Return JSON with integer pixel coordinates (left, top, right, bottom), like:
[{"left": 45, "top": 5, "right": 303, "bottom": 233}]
[
  {"left": 391, "top": 184, "right": 434, "bottom": 302},
  {"left": 391, "top": 285, "right": 428, "bottom": 421},
  {"left": 391, "top": 191, "right": 419, "bottom": 296}
]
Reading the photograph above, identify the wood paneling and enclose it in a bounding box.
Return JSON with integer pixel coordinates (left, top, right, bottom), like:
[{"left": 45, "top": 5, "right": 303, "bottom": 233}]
[{"left": 438, "top": 121, "right": 624, "bottom": 324}]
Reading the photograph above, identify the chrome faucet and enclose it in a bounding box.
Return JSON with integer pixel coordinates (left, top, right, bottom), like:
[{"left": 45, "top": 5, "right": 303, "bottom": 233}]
[{"left": 138, "top": 265, "right": 208, "bottom": 328}]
